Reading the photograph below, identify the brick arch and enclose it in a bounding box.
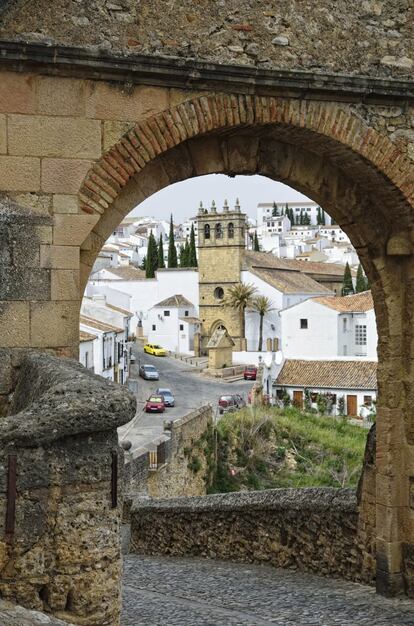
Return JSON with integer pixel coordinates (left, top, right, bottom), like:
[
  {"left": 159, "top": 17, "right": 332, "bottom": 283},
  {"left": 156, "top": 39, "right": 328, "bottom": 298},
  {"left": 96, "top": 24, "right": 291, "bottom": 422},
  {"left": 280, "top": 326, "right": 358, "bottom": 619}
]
[
  {"left": 79, "top": 94, "right": 414, "bottom": 222},
  {"left": 77, "top": 93, "right": 414, "bottom": 598}
]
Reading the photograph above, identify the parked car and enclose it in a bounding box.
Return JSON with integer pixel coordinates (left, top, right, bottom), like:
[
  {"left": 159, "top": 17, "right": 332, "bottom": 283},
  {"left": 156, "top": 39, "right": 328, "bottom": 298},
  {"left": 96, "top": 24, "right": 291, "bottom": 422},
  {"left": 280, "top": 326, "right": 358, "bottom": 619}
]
[
  {"left": 139, "top": 364, "right": 160, "bottom": 380},
  {"left": 218, "top": 394, "right": 246, "bottom": 415},
  {"left": 144, "top": 343, "right": 167, "bottom": 356},
  {"left": 156, "top": 387, "right": 175, "bottom": 407},
  {"left": 244, "top": 365, "right": 257, "bottom": 380},
  {"left": 145, "top": 395, "right": 165, "bottom": 413}
]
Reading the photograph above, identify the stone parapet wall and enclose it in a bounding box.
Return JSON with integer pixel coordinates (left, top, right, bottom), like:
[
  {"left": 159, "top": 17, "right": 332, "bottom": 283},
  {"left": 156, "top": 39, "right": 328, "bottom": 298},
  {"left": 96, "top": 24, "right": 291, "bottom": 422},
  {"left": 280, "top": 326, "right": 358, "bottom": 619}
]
[
  {"left": 0, "top": 351, "right": 136, "bottom": 626},
  {"left": 131, "top": 487, "right": 375, "bottom": 585},
  {"left": 124, "top": 405, "right": 212, "bottom": 509}
]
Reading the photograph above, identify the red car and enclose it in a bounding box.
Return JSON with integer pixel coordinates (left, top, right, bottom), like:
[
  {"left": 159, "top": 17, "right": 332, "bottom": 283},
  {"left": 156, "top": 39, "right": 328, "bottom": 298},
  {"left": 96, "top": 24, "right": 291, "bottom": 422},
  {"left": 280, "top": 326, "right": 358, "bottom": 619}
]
[
  {"left": 145, "top": 395, "right": 165, "bottom": 413},
  {"left": 244, "top": 365, "right": 257, "bottom": 380},
  {"left": 218, "top": 394, "right": 246, "bottom": 415}
]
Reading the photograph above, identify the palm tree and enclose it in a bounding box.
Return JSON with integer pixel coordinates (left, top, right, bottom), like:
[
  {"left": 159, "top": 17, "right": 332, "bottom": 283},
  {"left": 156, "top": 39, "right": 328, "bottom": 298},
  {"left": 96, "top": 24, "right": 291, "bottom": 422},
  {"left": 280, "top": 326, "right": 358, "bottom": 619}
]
[
  {"left": 252, "top": 296, "right": 275, "bottom": 351},
  {"left": 223, "top": 283, "right": 257, "bottom": 340}
]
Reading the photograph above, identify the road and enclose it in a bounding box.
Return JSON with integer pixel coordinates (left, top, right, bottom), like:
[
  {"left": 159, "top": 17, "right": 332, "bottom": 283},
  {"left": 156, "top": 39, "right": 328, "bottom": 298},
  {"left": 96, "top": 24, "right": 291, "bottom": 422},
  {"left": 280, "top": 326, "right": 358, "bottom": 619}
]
[{"left": 118, "top": 343, "right": 252, "bottom": 453}]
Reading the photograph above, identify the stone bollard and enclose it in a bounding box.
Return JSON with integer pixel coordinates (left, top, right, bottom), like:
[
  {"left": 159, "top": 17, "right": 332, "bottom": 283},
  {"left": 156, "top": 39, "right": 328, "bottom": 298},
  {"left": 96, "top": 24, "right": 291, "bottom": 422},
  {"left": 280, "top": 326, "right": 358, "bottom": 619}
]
[{"left": 0, "top": 352, "right": 136, "bottom": 626}]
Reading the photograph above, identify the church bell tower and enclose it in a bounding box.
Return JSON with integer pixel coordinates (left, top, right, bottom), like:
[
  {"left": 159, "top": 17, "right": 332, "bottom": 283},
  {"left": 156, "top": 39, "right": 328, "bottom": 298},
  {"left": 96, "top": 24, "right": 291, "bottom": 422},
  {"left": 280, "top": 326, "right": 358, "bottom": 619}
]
[{"left": 197, "top": 199, "right": 247, "bottom": 351}]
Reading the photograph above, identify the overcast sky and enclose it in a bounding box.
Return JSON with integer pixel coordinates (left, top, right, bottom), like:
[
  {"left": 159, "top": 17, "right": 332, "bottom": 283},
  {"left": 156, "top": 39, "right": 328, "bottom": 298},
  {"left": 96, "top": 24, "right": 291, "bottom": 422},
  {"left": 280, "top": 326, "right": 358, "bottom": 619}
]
[{"left": 130, "top": 174, "right": 312, "bottom": 223}]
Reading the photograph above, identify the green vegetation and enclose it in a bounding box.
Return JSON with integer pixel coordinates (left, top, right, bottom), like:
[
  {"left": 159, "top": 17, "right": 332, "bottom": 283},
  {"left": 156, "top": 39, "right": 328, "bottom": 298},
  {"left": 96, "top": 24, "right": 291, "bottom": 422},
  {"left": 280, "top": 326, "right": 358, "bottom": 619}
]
[
  {"left": 145, "top": 231, "right": 158, "bottom": 278},
  {"left": 342, "top": 261, "right": 354, "bottom": 295},
  {"left": 356, "top": 263, "right": 369, "bottom": 293},
  {"left": 189, "top": 223, "right": 198, "bottom": 267},
  {"left": 208, "top": 406, "right": 366, "bottom": 494},
  {"left": 167, "top": 214, "right": 178, "bottom": 268},
  {"left": 157, "top": 234, "right": 165, "bottom": 269}
]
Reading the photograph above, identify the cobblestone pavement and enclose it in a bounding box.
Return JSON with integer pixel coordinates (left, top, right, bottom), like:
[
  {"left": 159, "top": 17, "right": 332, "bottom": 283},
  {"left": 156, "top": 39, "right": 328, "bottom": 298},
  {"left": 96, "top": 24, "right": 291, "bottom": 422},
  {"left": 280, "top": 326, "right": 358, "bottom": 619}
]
[{"left": 122, "top": 555, "right": 414, "bottom": 626}]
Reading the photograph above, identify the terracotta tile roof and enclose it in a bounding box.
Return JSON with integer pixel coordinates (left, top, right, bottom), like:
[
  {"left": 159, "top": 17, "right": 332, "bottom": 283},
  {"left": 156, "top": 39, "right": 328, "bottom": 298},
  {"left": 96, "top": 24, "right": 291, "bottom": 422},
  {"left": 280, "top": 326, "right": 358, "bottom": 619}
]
[
  {"left": 312, "top": 291, "right": 373, "bottom": 312},
  {"left": 79, "top": 330, "right": 97, "bottom": 342},
  {"left": 105, "top": 266, "right": 147, "bottom": 281},
  {"left": 80, "top": 315, "right": 124, "bottom": 333},
  {"left": 153, "top": 294, "right": 194, "bottom": 308},
  {"left": 276, "top": 359, "right": 377, "bottom": 390},
  {"left": 244, "top": 250, "right": 348, "bottom": 277},
  {"left": 250, "top": 267, "right": 332, "bottom": 295}
]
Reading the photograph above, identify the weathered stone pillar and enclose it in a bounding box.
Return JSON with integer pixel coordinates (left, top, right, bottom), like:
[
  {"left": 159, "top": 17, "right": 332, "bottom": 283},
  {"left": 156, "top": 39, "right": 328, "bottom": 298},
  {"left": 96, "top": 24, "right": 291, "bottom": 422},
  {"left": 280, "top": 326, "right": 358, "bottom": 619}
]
[
  {"left": 0, "top": 352, "right": 136, "bottom": 625},
  {"left": 373, "top": 252, "right": 414, "bottom": 597}
]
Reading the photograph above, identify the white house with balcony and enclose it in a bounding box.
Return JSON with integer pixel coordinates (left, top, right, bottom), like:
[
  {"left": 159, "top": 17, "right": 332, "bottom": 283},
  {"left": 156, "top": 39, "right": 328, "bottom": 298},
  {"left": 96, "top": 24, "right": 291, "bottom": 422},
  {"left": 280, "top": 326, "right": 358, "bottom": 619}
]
[{"left": 280, "top": 291, "right": 377, "bottom": 360}]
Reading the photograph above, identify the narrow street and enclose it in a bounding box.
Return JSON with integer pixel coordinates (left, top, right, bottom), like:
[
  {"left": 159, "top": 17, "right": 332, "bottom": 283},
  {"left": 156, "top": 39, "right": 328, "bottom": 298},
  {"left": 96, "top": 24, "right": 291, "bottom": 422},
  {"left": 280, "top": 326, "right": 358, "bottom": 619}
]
[{"left": 118, "top": 343, "right": 252, "bottom": 453}]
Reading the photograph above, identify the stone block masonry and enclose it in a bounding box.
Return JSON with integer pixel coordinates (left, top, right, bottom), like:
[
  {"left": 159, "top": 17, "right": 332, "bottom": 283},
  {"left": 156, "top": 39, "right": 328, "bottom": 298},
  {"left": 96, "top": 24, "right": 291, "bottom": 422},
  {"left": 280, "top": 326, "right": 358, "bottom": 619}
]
[
  {"left": 0, "top": 351, "right": 136, "bottom": 626},
  {"left": 130, "top": 487, "right": 375, "bottom": 585}
]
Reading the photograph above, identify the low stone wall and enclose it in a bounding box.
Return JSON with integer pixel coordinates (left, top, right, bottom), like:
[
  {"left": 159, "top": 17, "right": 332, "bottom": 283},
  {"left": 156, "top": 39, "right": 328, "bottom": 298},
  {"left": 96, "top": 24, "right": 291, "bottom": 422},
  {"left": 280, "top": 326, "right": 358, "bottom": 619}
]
[
  {"left": 0, "top": 351, "right": 136, "bottom": 626},
  {"left": 131, "top": 487, "right": 375, "bottom": 585}
]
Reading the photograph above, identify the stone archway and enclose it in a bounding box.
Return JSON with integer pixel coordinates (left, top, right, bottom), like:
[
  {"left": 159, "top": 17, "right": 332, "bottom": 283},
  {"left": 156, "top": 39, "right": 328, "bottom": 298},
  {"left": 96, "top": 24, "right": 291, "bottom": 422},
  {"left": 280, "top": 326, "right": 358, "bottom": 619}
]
[{"left": 73, "top": 94, "right": 414, "bottom": 597}]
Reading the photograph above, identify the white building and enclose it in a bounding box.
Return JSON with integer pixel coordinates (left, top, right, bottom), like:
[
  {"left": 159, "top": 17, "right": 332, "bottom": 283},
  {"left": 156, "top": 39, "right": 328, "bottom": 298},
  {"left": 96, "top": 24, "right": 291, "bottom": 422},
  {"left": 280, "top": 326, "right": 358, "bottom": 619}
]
[
  {"left": 280, "top": 291, "right": 377, "bottom": 360},
  {"left": 274, "top": 358, "right": 377, "bottom": 418},
  {"left": 147, "top": 294, "right": 199, "bottom": 354},
  {"left": 88, "top": 266, "right": 199, "bottom": 340},
  {"left": 319, "top": 224, "right": 350, "bottom": 243},
  {"left": 79, "top": 292, "right": 134, "bottom": 384},
  {"left": 257, "top": 201, "right": 332, "bottom": 227},
  {"left": 241, "top": 254, "right": 332, "bottom": 352}
]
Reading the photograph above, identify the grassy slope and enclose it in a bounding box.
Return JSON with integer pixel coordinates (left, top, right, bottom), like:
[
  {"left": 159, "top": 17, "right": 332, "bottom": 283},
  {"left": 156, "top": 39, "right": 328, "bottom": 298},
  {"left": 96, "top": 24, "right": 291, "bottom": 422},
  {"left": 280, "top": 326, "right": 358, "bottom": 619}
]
[{"left": 209, "top": 406, "right": 367, "bottom": 493}]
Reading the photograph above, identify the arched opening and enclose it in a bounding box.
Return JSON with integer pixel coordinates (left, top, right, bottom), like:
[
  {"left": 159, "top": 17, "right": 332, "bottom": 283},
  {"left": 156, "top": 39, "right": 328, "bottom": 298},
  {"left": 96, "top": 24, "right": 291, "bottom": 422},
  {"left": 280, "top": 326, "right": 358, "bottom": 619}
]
[
  {"left": 215, "top": 222, "right": 222, "bottom": 239},
  {"left": 204, "top": 223, "right": 210, "bottom": 239},
  {"left": 44, "top": 96, "right": 414, "bottom": 596},
  {"left": 228, "top": 222, "right": 234, "bottom": 239}
]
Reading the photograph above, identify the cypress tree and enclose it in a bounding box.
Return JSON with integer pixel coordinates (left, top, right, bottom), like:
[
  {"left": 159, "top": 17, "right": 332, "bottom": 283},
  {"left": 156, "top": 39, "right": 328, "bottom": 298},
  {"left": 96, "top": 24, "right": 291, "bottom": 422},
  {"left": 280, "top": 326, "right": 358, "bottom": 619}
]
[
  {"left": 303, "top": 212, "right": 311, "bottom": 225},
  {"left": 254, "top": 231, "right": 260, "bottom": 251},
  {"left": 316, "top": 206, "right": 322, "bottom": 225},
  {"left": 321, "top": 209, "right": 326, "bottom": 225},
  {"left": 272, "top": 201, "right": 279, "bottom": 217},
  {"left": 145, "top": 234, "right": 155, "bottom": 278},
  {"left": 342, "top": 262, "right": 354, "bottom": 296},
  {"left": 167, "top": 214, "right": 178, "bottom": 268},
  {"left": 151, "top": 231, "right": 158, "bottom": 272},
  {"left": 355, "top": 263, "right": 367, "bottom": 293},
  {"left": 139, "top": 255, "right": 146, "bottom": 271},
  {"left": 189, "top": 223, "right": 198, "bottom": 267},
  {"left": 288, "top": 208, "right": 294, "bottom": 226},
  {"left": 158, "top": 234, "right": 165, "bottom": 269},
  {"left": 179, "top": 244, "right": 186, "bottom": 267}
]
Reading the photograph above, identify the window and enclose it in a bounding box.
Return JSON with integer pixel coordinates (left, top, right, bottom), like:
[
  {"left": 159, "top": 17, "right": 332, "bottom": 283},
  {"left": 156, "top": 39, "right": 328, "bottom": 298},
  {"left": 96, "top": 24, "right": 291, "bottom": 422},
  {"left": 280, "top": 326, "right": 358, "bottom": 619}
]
[
  {"left": 164, "top": 310, "right": 170, "bottom": 317},
  {"left": 215, "top": 223, "right": 222, "bottom": 239},
  {"left": 204, "top": 224, "right": 210, "bottom": 239},
  {"left": 179, "top": 324, "right": 184, "bottom": 331},
  {"left": 85, "top": 351, "right": 89, "bottom": 369},
  {"left": 152, "top": 324, "right": 156, "bottom": 331},
  {"left": 300, "top": 319, "right": 308, "bottom": 329},
  {"left": 185, "top": 310, "right": 189, "bottom": 316},
  {"left": 214, "top": 287, "right": 224, "bottom": 300},
  {"left": 343, "top": 318, "right": 347, "bottom": 331},
  {"left": 364, "top": 395, "right": 373, "bottom": 406},
  {"left": 228, "top": 222, "right": 234, "bottom": 238},
  {"left": 355, "top": 324, "right": 367, "bottom": 345},
  {"left": 343, "top": 345, "right": 347, "bottom": 356}
]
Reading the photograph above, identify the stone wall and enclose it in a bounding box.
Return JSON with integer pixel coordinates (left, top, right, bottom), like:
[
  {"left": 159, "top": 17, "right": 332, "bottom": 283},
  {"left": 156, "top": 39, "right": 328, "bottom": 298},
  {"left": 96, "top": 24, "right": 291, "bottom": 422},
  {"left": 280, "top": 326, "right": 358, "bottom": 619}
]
[
  {"left": 0, "top": 351, "right": 136, "bottom": 626},
  {"left": 124, "top": 406, "right": 213, "bottom": 508},
  {"left": 147, "top": 405, "right": 212, "bottom": 498},
  {"left": 130, "top": 487, "right": 375, "bottom": 585},
  {"left": 1, "top": 1, "right": 412, "bottom": 78}
]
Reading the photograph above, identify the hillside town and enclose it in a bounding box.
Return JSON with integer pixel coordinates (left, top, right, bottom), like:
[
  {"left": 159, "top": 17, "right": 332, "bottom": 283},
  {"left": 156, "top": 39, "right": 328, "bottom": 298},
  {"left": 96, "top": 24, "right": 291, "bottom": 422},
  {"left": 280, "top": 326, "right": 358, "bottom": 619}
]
[{"left": 80, "top": 198, "right": 376, "bottom": 421}]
